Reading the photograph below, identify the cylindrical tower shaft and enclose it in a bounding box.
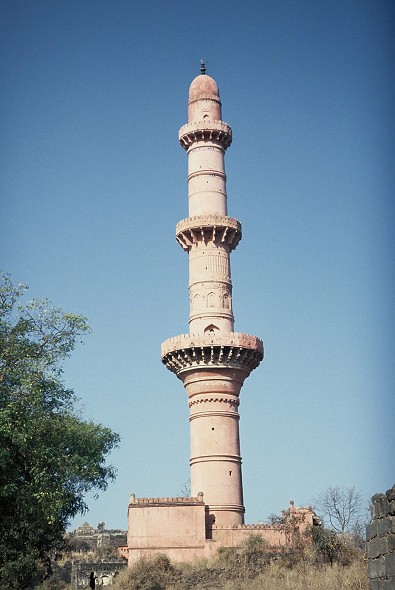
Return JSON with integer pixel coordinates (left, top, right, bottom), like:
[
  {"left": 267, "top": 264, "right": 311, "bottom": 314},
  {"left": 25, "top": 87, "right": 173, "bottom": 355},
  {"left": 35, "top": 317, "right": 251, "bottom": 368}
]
[
  {"left": 184, "top": 367, "right": 246, "bottom": 526},
  {"left": 179, "top": 75, "right": 235, "bottom": 336},
  {"left": 162, "top": 67, "right": 263, "bottom": 529}
]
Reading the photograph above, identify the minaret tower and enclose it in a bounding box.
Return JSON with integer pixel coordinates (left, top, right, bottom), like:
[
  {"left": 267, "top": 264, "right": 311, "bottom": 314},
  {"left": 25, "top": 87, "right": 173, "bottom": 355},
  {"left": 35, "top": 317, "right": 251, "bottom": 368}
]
[{"left": 161, "top": 64, "right": 263, "bottom": 528}]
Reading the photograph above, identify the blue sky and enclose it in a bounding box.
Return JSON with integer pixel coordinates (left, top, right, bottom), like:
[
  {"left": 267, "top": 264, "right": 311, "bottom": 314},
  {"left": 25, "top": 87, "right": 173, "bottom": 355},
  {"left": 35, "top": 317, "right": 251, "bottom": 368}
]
[{"left": 1, "top": 0, "right": 394, "bottom": 530}]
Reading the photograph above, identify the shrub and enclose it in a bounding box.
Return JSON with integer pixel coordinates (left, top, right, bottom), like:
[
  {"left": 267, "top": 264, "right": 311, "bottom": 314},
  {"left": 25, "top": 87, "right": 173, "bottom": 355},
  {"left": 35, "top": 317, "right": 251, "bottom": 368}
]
[
  {"left": 312, "top": 527, "right": 360, "bottom": 566},
  {"left": 112, "top": 554, "right": 179, "bottom": 590}
]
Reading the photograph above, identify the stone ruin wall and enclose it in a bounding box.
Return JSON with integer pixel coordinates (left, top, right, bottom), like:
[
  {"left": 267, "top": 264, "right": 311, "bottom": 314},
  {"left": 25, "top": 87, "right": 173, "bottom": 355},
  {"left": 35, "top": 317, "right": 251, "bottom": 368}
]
[
  {"left": 366, "top": 485, "right": 395, "bottom": 590},
  {"left": 71, "top": 560, "right": 127, "bottom": 589},
  {"left": 211, "top": 522, "right": 289, "bottom": 549}
]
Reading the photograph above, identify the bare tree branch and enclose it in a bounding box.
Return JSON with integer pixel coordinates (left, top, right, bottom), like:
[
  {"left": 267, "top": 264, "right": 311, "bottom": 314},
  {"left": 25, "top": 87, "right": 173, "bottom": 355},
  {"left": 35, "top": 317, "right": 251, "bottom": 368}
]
[{"left": 313, "top": 485, "right": 364, "bottom": 533}]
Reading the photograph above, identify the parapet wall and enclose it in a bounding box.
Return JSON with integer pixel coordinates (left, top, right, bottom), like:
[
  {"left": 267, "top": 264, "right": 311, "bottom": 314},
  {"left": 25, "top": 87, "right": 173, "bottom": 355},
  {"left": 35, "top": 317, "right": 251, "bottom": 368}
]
[
  {"left": 128, "top": 494, "right": 204, "bottom": 506},
  {"left": 211, "top": 505, "right": 315, "bottom": 549},
  {"left": 212, "top": 523, "right": 289, "bottom": 548},
  {"left": 366, "top": 485, "right": 395, "bottom": 589},
  {"left": 161, "top": 332, "right": 264, "bottom": 357}
]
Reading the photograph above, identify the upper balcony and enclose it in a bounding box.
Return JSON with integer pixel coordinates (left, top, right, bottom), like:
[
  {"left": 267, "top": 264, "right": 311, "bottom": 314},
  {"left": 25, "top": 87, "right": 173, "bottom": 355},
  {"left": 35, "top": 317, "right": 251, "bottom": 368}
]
[
  {"left": 161, "top": 332, "right": 264, "bottom": 377},
  {"left": 179, "top": 121, "right": 232, "bottom": 150},
  {"left": 176, "top": 215, "right": 242, "bottom": 252}
]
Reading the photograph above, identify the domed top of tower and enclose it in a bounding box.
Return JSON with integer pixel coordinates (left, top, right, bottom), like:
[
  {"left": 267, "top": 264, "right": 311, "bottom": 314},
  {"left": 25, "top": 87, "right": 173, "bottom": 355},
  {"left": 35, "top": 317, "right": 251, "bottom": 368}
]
[
  {"left": 188, "top": 61, "right": 222, "bottom": 122},
  {"left": 188, "top": 74, "right": 220, "bottom": 102}
]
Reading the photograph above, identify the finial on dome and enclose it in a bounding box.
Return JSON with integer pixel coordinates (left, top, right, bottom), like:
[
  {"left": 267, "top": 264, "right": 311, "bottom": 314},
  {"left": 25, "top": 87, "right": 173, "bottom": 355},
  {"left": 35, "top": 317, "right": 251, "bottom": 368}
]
[{"left": 200, "top": 59, "right": 206, "bottom": 75}]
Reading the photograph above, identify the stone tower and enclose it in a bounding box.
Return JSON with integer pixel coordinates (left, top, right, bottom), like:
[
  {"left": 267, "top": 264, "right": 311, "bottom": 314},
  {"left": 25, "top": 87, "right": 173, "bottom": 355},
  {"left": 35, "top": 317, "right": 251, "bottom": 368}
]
[
  {"left": 161, "top": 64, "right": 263, "bottom": 528},
  {"left": 125, "top": 68, "right": 316, "bottom": 565}
]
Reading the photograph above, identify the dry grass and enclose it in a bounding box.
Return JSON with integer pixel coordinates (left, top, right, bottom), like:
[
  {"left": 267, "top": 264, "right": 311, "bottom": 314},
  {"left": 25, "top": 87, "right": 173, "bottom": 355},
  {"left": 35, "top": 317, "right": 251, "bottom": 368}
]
[
  {"left": 112, "top": 554, "right": 368, "bottom": 590},
  {"left": 220, "top": 560, "right": 368, "bottom": 590}
]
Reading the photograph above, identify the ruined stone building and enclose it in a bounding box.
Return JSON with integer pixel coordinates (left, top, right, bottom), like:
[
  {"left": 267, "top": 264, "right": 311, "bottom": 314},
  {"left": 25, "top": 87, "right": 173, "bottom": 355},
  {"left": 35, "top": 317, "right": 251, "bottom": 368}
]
[
  {"left": 68, "top": 523, "right": 127, "bottom": 588},
  {"left": 71, "top": 522, "right": 126, "bottom": 552}
]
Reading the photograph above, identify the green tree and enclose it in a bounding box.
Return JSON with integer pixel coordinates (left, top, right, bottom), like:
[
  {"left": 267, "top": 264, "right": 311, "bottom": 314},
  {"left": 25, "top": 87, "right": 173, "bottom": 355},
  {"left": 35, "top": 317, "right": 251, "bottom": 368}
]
[{"left": 0, "top": 272, "right": 120, "bottom": 589}]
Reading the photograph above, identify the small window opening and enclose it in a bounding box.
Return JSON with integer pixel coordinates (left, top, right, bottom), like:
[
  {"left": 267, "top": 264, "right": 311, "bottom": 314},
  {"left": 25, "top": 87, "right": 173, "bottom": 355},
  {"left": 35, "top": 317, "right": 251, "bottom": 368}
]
[
  {"left": 212, "top": 427, "right": 215, "bottom": 431},
  {"left": 229, "top": 471, "right": 232, "bottom": 476}
]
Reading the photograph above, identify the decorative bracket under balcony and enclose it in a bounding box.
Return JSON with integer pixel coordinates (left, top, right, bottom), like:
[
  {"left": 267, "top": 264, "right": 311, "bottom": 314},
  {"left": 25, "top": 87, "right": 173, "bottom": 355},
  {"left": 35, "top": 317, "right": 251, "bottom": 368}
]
[
  {"left": 179, "top": 121, "right": 232, "bottom": 150},
  {"left": 176, "top": 215, "right": 242, "bottom": 252},
  {"left": 161, "top": 332, "right": 263, "bottom": 377}
]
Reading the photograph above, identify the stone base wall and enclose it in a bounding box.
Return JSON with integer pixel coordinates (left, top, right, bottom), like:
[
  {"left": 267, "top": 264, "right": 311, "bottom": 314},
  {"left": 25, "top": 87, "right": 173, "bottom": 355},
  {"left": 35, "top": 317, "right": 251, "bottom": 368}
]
[
  {"left": 126, "top": 496, "right": 316, "bottom": 564},
  {"left": 127, "top": 495, "right": 207, "bottom": 565},
  {"left": 366, "top": 485, "right": 395, "bottom": 590}
]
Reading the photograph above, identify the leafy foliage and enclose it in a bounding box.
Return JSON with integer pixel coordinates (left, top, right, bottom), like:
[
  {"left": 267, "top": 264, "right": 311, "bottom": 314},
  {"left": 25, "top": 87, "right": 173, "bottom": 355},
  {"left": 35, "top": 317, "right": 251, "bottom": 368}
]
[{"left": 0, "top": 272, "right": 120, "bottom": 589}]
